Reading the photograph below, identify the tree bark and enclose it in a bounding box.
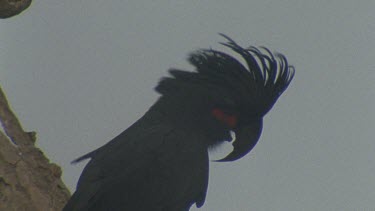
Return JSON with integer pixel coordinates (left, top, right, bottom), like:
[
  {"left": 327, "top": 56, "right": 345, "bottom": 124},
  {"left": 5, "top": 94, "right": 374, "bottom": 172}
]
[{"left": 0, "top": 85, "right": 71, "bottom": 211}]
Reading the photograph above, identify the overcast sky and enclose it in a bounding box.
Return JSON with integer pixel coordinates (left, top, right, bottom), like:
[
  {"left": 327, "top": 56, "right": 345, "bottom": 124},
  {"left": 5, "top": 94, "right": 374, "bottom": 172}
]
[{"left": 1, "top": 1, "right": 375, "bottom": 210}]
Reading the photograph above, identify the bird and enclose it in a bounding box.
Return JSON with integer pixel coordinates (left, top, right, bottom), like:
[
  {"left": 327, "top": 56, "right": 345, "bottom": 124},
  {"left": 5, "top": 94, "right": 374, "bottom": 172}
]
[{"left": 63, "top": 34, "right": 295, "bottom": 211}]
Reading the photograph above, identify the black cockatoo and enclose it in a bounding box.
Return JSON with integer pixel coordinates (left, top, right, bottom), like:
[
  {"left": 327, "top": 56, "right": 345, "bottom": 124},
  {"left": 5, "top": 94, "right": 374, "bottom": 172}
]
[{"left": 63, "top": 34, "right": 294, "bottom": 211}]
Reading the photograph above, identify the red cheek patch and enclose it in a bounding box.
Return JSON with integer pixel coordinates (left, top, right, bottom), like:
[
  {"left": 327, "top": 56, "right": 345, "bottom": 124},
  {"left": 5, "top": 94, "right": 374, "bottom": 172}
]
[{"left": 211, "top": 108, "right": 238, "bottom": 128}]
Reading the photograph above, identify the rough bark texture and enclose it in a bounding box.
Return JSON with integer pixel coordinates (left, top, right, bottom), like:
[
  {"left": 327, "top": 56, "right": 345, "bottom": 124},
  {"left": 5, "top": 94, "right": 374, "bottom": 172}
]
[
  {"left": 0, "top": 0, "right": 31, "bottom": 18},
  {"left": 0, "top": 85, "right": 71, "bottom": 211}
]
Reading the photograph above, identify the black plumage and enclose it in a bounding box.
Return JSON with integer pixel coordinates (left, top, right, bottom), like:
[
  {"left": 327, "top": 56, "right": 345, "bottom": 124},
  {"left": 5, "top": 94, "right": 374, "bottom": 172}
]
[{"left": 63, "top": 34, "right": 294, "bottom": 211}]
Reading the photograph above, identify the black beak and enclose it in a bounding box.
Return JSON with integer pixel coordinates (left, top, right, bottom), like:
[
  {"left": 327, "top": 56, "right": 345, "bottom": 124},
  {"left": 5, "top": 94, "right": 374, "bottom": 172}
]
[{"left": 217, "top": 120, "right": 263, "bottom": 162}]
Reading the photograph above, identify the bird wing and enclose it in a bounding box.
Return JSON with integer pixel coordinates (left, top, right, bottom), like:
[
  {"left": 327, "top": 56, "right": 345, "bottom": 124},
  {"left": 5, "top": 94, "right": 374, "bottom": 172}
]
[{"left": 64, "top": 116, "right": 209, "bottom": 211}]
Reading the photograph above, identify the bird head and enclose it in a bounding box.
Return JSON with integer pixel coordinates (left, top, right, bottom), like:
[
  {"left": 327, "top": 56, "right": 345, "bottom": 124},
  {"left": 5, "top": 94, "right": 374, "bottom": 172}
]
[{"left": 155, "top": 34, "right": 294, "bottom": 162}]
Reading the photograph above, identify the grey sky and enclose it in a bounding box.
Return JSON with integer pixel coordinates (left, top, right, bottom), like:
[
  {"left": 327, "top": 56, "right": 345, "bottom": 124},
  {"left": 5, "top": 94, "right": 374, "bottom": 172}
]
[{"left": 1, "top": 1, "right": 374, "bottom": 210}]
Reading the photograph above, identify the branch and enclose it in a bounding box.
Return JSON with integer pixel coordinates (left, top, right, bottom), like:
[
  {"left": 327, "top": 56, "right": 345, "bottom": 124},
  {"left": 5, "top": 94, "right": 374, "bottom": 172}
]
[{"left": 0, "top": 0, "right": 32, "bottom": 19}]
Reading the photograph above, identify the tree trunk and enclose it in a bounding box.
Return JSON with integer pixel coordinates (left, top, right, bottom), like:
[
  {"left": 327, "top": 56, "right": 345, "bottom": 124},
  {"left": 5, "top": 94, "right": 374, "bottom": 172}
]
[{"left": 0, "top": 85, "right": 71, "bottom": 211}]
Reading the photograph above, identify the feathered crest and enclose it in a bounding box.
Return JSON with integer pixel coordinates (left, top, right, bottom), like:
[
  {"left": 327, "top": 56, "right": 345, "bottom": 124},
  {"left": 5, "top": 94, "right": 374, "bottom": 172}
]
[{"left": 156, "top": 34, "right": 294, "bottom": 115}]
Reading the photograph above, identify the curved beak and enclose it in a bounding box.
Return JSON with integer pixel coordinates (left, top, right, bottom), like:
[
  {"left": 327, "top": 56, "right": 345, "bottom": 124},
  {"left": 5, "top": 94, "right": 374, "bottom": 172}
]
[{"left": 216, "top": 120, "right": 263, "bottom": 162}]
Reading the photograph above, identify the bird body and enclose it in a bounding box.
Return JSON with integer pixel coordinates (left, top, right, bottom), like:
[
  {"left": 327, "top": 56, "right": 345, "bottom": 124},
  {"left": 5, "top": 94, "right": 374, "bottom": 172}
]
[
  {"left": 64, "top": 107, "right": 209, "bottom": 211},
  {"left": 63, "top": 34, "right": 294, "bottom": 211}
]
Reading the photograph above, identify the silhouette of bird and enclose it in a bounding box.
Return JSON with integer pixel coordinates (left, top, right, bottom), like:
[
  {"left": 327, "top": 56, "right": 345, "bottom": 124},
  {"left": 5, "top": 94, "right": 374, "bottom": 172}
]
[{"left": 63, "top": 34, "right": 294, "bottom": 211}]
